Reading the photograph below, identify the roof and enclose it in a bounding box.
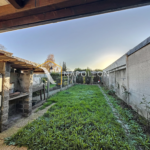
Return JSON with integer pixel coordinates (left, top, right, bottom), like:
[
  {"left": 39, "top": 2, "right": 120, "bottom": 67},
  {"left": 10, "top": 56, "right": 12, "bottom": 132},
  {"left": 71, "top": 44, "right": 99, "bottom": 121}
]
[
  {"left": 1, "top": 0, "right": 150, "bottom": 33},
  {"left": 0, "top": 50, "right": 44, "bottom": 73},
  {"left": 127, "top": 36, "right": 150, "bottom": 56}
]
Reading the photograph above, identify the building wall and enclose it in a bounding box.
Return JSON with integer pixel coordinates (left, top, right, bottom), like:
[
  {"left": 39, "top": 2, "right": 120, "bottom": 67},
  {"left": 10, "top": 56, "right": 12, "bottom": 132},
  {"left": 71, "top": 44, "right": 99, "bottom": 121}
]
[
  {"left": 102, "top": 55, "right": 127, "bottom": 96},
  {"left": 127, "top": 44, "right": 150, "bottom": 118},
  {"left": 103, "top": 55, "right": 126, "bottom": 73},
  {"left": 102, "top": 42, "right": 150, "bottom": 119},
  {"left": 105, "top": 69, "right": 127, "bottom": 102}
]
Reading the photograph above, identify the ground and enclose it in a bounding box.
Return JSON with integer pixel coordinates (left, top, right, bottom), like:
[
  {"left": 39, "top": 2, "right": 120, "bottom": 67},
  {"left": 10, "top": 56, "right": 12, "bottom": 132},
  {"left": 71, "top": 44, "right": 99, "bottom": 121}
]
[
  {"left": 0, "top": 104, "right": 55, "bottom": 150},
  {"left": 2, "top": 85, "right": 150, "bottom": 149}
]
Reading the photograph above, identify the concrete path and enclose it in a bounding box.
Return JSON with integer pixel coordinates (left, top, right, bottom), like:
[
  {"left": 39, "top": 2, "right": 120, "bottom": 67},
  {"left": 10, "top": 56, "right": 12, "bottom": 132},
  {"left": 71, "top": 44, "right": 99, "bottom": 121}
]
[{"left": 0, "top": 103, "right": 55, "bottom": 150}]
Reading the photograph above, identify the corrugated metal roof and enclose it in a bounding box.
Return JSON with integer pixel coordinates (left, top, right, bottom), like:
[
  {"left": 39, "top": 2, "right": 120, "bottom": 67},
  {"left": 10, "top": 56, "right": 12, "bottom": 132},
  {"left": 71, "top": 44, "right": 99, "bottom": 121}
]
[{"left": 127, "top": 36, "right": 150, "bottom": 56}]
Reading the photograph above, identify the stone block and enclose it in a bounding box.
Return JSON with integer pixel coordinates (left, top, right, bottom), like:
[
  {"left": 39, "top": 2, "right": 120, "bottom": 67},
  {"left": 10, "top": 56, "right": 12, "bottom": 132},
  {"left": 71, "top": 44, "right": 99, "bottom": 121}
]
[
  {"left": 2, "top": 101, "right": 8, "bottom": 108},
  {"left": 23, "top": 110, "right": 32, "bottom": 117},
  {"left": 23, "top": 103, "right": 32, "bottom": 109},
  {"left": 1, "top": 108, "right": 8, "bottom": 115},
  {"left": 1, "top": 119, "right": 8, "bottom": 125},
  {"left": 1, "top": 114, "right": 8, "bottom": 122},
  {"left": 3, "top": 96, "right": 9, "bottom": 102}
]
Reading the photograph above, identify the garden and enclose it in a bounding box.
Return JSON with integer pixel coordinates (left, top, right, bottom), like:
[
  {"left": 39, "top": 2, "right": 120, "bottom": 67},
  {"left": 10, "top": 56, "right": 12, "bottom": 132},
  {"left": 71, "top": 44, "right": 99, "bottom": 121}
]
[{"left": 5, "top": 85, "right": 150, "bottom": 149}]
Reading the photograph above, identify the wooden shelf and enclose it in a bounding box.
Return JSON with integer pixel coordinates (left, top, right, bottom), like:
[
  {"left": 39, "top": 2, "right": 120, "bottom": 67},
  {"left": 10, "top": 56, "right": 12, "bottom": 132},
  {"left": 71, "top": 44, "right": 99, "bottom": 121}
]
[{"left": 9, "top": 93, "right": 29, "bottom": 101}]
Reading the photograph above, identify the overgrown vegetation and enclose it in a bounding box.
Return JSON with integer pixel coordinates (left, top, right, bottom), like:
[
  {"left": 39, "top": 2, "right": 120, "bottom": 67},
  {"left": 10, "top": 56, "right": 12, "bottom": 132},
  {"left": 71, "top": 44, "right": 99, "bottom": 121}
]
[
  {"left": 107, "top": 90, "right": 115, "bottom": 96},
  {"left": 102, "top": 86, "right": 150, "bottom": 149},
  {"left": 5, "top": 85, "right": 135, "bottom": 149},
  {"left": 140, "top": 95, "right": 150, "bottom": 129}
]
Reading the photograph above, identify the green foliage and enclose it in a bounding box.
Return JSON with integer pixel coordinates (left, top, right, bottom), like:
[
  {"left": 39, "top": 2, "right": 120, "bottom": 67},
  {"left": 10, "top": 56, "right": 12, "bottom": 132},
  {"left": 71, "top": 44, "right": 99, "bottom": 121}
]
[
  {"left": 41, "top": 77, "right": 48, "bottom": 83},
  {"left": 83, "top": 76, "right": 86, "bottom": 84},
  {"left": 45, "top": 84, "right": 56, "bottom": 90},
  {"left": 85, "top": 68, "right": 92, "bottom": 84},
  {"left": 62, "top": 62, "right": 67, "bottom": 71},
  {"left": 102, "top": 87, "right": 150, "bottom": 149},
  {"left": 76, "top": 74, "right": 83, "bottom": 84},
  {"left": 5, "top": 85, "right": 137, "bottom": 149},
  {"left": 93, "top": 75, "right": 100, "bottom": 83},
  {"left": 140, "top": 95, "right": 150, "bottom": 127},
  {"left": 107, "top": 90, "right": 115, "bottom": 96},
  {"left": 51, "top": 72, "right": 60, "bottom": 80},
  {"left": 95, "top": 69, "right": 103, "bottom": 72},
  {"left": 74, "top": 68, "right": 84, "bottom": 71}
]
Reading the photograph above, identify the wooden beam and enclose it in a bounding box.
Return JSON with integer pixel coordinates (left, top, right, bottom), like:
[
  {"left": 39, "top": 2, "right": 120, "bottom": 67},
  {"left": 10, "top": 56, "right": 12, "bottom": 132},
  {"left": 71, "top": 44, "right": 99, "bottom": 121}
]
[
  {"left": 0, "top": 0, "right": 150, "bottom": 32},
  {"left": 8, "top": 0, "right": 28, "bottom": 9},
  {"left": 0, "top": 0, "right": 71, "bottom": 18},
  {"left": 11, "top": 65, "right": 33, "bottom": 68},
  {"left": 0, "top": 59, "right": 17, "bottom": 61}
]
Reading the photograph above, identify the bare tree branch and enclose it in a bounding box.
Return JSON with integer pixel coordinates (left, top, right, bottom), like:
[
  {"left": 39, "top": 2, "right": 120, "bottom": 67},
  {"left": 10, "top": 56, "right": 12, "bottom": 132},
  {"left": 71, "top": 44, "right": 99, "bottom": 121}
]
[{"left": 0, "top": 44, "right": 6, "bottom": 50}]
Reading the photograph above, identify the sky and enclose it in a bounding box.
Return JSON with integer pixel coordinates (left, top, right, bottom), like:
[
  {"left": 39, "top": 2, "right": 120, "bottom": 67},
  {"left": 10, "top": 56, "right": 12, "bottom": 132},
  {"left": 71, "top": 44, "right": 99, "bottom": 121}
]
[{"left": 0, "top": 5, "right": 150, "bottom": 70}]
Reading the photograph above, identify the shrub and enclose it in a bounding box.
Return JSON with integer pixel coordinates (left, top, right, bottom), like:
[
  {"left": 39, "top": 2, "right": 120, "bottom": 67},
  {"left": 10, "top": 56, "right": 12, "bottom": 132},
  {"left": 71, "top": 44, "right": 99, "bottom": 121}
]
[
  {"left": 107, "top": 90, "right": 115, "bottom": 96},
  {"left": 41, "top": 77, "right": 48, "bottom": 83}
]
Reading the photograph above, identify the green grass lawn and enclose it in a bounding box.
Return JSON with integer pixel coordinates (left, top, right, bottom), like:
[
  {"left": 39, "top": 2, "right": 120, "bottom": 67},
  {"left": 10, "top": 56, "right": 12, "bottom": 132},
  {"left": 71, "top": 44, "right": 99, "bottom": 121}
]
[
  {"left": 5, "top": 85, "right": 147, "bottom": 149},
  {"left": 45, "top": 84, "right": 56, "bottom": 90}
]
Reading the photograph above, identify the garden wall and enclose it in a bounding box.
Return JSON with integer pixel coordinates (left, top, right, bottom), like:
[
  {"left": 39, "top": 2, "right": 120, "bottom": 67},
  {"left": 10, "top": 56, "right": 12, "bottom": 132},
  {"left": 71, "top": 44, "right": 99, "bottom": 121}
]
[
  {"left": 127, "top": 43, "right": 150, "bottom": 118},
  {"left": 102, "top": 36, "right": 150, "bottom": 119},
  {"left": 108, "top": 69, "right": 127, "bottom": 102},
  {"left": 102, "top": 55, "right": 127, "bottom": 101}
]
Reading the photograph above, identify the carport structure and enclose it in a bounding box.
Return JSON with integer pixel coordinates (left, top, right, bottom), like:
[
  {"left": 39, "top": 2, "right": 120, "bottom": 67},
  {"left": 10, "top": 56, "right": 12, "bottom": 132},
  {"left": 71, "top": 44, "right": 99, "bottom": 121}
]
[{"left": 0, "top": 0, "right": 150, "bottom": 33}]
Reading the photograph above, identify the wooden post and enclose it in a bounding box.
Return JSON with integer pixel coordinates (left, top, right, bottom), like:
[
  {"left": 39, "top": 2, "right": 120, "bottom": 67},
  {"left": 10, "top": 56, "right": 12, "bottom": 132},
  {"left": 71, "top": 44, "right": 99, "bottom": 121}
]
[
  {"left": 68, "top": 73, "right": 69, "bottom": 88},
  {"left": 43, "top": 84, "right": 45, "bottom": 100},
  {"left": 40, "top": 90, "right": 42, "bottom": 101},
  {"left": 47, "top": 81, "right": 50, "bottom": 98}
]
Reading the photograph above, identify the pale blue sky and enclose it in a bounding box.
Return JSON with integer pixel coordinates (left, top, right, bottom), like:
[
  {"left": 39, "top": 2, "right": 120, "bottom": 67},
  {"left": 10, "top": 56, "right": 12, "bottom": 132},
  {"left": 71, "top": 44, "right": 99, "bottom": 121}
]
[{"left": 0, "top": 5, "right": 150, "bottom": 70}]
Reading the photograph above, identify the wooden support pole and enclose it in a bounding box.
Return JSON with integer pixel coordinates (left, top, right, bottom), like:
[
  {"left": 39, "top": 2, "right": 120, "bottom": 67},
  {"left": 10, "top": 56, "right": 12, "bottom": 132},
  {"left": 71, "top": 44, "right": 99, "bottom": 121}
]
[
  {"left": 68, "top": 73, "right": 69, "bottom": 88},
  {"left": 43, "top": 84, "right": 45, "bottom": 100},
  {"left": 47, "top": 81, "right": 50, "bottom": 98},
  {"left": 40, "top": 90, "right": 42, "bottom": 101}
]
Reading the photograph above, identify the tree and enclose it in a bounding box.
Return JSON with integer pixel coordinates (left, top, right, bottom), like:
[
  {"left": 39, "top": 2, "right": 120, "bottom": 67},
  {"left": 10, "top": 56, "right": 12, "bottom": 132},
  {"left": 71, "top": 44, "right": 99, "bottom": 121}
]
[
  {"left": 43, "top": 54, "right": 56, "bottom": 72},
  {"left": 95, "top": 69, "right": 102, "bottom": 72},
  {"left": 0, "top": 44, "right": 6, "bottom": 51},
  {"left": 74, "top": 68, "right": 86, "bottom": 71},
  {"left": 62, "top": 62, "right": 67, "bottom": 71}
]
